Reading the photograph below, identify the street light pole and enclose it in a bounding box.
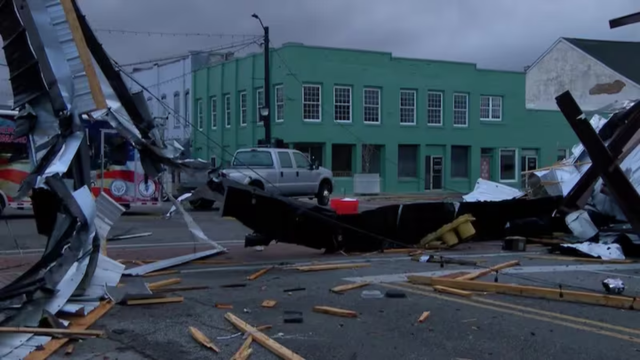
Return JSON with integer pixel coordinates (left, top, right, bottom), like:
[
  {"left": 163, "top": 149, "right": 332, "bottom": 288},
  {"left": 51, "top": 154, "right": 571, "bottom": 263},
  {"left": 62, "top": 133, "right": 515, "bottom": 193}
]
[{"left": 252, "top": 13, "right": 271, "bottom": 147}]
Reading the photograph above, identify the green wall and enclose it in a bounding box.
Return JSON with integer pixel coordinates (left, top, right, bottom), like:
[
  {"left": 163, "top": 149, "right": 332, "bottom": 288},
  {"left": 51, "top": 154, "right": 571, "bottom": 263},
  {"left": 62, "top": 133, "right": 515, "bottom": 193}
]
[{"left": 192, "top": 43, "right": 577, "bottom": 194}]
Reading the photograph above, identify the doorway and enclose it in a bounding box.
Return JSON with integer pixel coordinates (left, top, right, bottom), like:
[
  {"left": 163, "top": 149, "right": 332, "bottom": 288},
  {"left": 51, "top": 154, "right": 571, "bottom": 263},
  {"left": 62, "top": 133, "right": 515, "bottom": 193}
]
[
  {"left": 424, "top": 155, "right": 443, "bottom": 190},
  {"left": 520, "top": 149, "right": 538, "bottom": 189}
]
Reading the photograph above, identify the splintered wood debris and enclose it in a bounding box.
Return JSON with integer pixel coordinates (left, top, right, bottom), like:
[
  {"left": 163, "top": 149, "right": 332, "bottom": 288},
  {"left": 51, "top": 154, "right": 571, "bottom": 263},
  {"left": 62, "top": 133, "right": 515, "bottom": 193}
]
[
  {"left": 330, "top": 282, "right": 370, "bottom": 294},
  {"left": 0, "top": 327, "right": 104, "bottom": 337},
  {"left": 417, "top": 311, "right": 431, "bottom": 323},
  {"left": 147, "top": 278, "right": 182, "bottom": 290},
  {"left": 261, "top": 300, "right": 277, "bottom": 308},
  {"left": 313, "top": 306, "right": 358, "bottom": 318},
  {"left": 247, "top": 266, "right": 274, "bottom": 280},
  {"left": 231, "top": 336, "right": 253, "bottom": 360},
  {"left": 189, "top": 326, "right": 220, "bottom": 353},
  {"left": 126, "top": 297, "right": 184, "bottom": 306},
  {"left": 432, "top": 286, "right": 473, "bottom": 298},
  {"left": 456, "top": 260, "right": 520, "bottom": 281},
  {"left": 225, "top": 312, "right": 305, "bottom": 360}
]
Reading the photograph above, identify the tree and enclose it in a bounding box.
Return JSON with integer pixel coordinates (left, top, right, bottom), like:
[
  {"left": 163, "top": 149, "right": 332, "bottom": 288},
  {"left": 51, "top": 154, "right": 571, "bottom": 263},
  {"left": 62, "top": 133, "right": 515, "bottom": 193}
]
[{"left": 362, "top": 144, "right": 376, "bottom": 174}]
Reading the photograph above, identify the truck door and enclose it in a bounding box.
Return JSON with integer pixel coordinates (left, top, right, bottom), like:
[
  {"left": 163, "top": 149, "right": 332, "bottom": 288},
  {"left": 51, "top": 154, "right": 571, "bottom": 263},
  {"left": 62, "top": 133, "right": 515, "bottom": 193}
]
[
  {"left": 276, "top": 151, "right": 296, "bottom": 196},
  {"left": 291, "top": 151, "right": 316, "bottom": 195}
]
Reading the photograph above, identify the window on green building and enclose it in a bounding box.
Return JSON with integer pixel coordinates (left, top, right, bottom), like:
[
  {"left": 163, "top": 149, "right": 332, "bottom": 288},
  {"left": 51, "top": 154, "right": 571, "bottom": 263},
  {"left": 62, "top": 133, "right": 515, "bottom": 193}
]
[
  {"left": 239, "top": 92, "right": 247, "bottom": 126},
  {"left": 303, "top": 85, "right": 321, "bottom": 121},
  {"left": 480, "top": 96, "right": 502, "bottom": 121},
  {"left": 275, "top": 85, "right": 284, "bottom": 122},
  {"left": 453, "top": 93, "right": 468, "bottom": 127},
  {"left": 334, "top": 86, "right": 352, "bottom": 122},
  {"left": 363, "top": 88, "right": 380, "bottom": 124},
  {"left": 499, "top": 148, "right": 517, "bottom": 182},
  {"left": 451, "top": 146, "right": 469, "bottom": 178},
  {"left": 557, "top": 148, "right": 568, "bottom": 162},
  {"left": 210, "top": 96, "right": 217, "bottom": 129},
  {"left": 224, "top": 94, "right": 231, "bottom": 128},
  {"left": 427, "top": 92, "right": 443, "bottom": 126},
  {"left": 399, "top": 90, "right": 416, "bottom": 125},
  {"left": 398, "top": 145, "right": 418, "bottom": 177},
  {"left": 361, "top": 144, "right": 382, "bottom": 174},
  {"left": 196, "top": 99, "right": 203, "bottom": 130},
  {"left": 332, "top": 144, "right": 353, "bottom": 177},
  {"left": 256, "top": 88, "right": 264, "bottom": 125}
]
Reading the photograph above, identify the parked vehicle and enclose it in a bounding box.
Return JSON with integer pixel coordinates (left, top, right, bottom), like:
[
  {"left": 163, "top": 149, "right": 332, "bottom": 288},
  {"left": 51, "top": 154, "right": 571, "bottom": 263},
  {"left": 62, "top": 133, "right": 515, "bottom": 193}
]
[{"left": 0, "top": 110, "right": 160, "bottom": 215}]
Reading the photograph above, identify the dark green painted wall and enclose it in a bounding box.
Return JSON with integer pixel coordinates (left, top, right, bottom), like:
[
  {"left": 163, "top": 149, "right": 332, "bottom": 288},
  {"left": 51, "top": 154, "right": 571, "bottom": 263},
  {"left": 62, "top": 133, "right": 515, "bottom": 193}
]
[{"left": 192, "top": 43, "right": 577, "bottom": 194}]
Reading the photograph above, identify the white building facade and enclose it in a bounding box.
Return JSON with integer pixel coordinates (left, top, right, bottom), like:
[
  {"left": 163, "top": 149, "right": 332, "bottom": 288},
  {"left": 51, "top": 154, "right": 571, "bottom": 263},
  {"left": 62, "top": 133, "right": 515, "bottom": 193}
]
[{"left": 526, "top": 38, "right": 640, "bottom": 112}]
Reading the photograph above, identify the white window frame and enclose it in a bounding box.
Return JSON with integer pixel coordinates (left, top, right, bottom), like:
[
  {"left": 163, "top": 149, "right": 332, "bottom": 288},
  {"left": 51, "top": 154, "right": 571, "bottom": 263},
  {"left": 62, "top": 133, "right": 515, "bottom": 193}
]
[
  {"left": 480, "top": 95, "right": 503, "bottom": 121},
  {"left": 173, "top": 91, "right": 181, "bottom": 129},
  {"left": 363, "top": 87, "right": 380, "bottom": 124},
  {"left": 498, "top": 148, "right": 518, "bottom": 183},
  {"left": 333, "top": 86, "right": 352, "bottom": 123},
  {"left": 399, "top": 90, "right": 416, "bottom": 125},
  {"left": 239, "top": 91, "right": 247, "bottom": 126},
  {"left": 210, "top": 96, "right": 217, "bottom": 129},
  {"left": 196, "top": 99, "right": 203, "bottom": 130},
  {"left": 557, "top": 148, "right": 568, "bottom": 162},
  {"left": 224, "top": 94, "right": 231, "bottom": 128},
  {"left": 427, "top": 91, "right": 443, "bottom": 126},
  {"left": 275, "top": 85, "right": 284, "bottom": 122},
  {"left": 184, "top": 89, "right": 190, "bottom": 130},
  {"left": 453, "top": 93, "right": 469, "bottom": 127},
  {"left": 302, "top": 84, "right": 322, "bottom": 122},
  {"left": 256, "top": 88, "right": 264, "bottom": 125}
]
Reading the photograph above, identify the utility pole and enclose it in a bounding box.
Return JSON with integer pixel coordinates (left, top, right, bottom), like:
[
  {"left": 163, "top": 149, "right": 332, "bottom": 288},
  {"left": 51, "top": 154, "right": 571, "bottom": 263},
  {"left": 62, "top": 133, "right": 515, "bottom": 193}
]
[{"left": 252, "top": 13, "right": 271, "bottom": 146}]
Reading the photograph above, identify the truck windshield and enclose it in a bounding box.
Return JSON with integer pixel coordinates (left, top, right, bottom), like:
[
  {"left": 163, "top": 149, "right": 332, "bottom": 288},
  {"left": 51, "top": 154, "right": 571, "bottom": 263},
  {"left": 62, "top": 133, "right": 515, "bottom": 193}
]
[{"left": 232, "top": 151, "right": 274, "bottom": 167}]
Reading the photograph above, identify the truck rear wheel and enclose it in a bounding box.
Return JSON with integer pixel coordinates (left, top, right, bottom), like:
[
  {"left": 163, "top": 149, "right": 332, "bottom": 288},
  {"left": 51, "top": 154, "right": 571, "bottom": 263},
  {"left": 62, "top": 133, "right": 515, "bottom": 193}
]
[
  {"left": 316, "top": 181, "right": 332, "bottom": 206},
  {"left": 190, "top": 199, "right": 215, "bottom": 210}
]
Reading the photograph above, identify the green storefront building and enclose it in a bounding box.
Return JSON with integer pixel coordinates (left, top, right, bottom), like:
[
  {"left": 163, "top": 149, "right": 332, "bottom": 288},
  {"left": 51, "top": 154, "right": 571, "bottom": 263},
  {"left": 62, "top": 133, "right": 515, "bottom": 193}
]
[{"left": 190, "top": 42, "right": 576, "bottom": 194}]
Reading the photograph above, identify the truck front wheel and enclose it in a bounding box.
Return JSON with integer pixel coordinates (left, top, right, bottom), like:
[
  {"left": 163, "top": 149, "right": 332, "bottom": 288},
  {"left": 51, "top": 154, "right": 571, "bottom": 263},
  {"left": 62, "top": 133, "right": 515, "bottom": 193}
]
[{"left": 316, "top": 181, "right": 332, "bottom": 206}]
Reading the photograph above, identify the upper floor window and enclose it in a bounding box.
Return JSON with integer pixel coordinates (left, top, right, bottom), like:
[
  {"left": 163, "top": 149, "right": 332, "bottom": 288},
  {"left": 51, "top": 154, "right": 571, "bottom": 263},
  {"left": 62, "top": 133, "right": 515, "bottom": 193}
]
[
  {"left": 224, "top": 94, "right": 231, "bottom": 128},
  {"left": 184, "top": 89, "right": 190, "bottom": 130},
  {"left": 196, "top": 99, "right": 203, "bottom": 130},
  {"left": 256, "top": 88, "right": 264, "bottom": 125},
  {"left": 480, "top": 95, "right": 502, "bottom": 121},
  {"left": 399, "top": 90, "right": 416, "bottom": 125},
  {"left": 334, "top": 86, "right": 352, "bottom": 122},
  {"left": 275, "top": 85, "right": 284, "bottom": 122},
  {"left": 302, "top": 85, "right": 321, "bottom": 121},
  {"left": 210, "top": 96, "right": 217, "bottom": 129},
  {"left": 160, "top": 94, "right": 168, "bottom": 126},
  {"left": 427, "top": 91, "right": 443, "bottom": 126},
  {"left": 453, "top": 93, "right": 468, "bottom": 127},
  {"left": 363, "top": 88, "right": 380, "bottom": 124},
  {"left": 239, "top": 91, "right": 247, "bottom": 126}
]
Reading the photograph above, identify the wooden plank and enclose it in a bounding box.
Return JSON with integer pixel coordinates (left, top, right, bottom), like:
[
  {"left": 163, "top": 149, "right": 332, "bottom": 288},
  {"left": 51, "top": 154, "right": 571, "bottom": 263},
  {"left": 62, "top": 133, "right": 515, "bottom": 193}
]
[
  {"left": 65, "top": 344, "right": 74, "bottom": 355},
  {"left": 432, "top": 285, "right": 473, "bottom": 298},
  {"left": 408, "top": 276, "right": 640, "bottom": 310},
  {"left": 189, "top": 326, "right": 220, "bottom": 353},
  {"left": 237, "top": 348, "right": 253, "bottom": 360},
  {"left": 261, "top": 300, "right": 277, "bottom": 308},
  {"left": 24, "top": 301, "right": 114, "bottom": 360},
  {"left": 59, "top": 0, "right": 107, "bottom": 111},
  {"left": 296, "top": 263, "right": 370, "bottom": 272},
  {"left": 147, "top": 278, "right": 181, "bottom": 290},
  {"left": 312, "top": 306, "right": 358, "bottom": 318},
  {"left": 330, "top": 282, "right": 370, "bottom": 294},
  {"left": 527, "top": 255, "right": 634, "bottom": 264},
  {"left": 247, "top": 266, "right": 273, "bottom": 280},
  {"left": 382, "top": 248, "right": 419, "bottom": 254},
  {"left": 143, "top": 270, "right": 180, "bottom": 277},
  {"left": 437, "top": 272, "right": 471, "bottom": 279},
  {"left": 456, "top": 260, "right": 520, "bottom": 281},
  {"left": 215, "top": 303, "right": 233, "bottom": 309},
  {"left": 126, "top": 296, "right": 183, "bottom": 306},
  {"left": 231, "top": 336, "right": 253, "bottom": 360},
  {"left": 0, "top": 327, "right": 104, "bottom": 337},
  {"left": 225, "top": 312, "right": 305, "bottom": 360},
  {"left": 417, "top": 311, "right": 430, "bottom": 323}
]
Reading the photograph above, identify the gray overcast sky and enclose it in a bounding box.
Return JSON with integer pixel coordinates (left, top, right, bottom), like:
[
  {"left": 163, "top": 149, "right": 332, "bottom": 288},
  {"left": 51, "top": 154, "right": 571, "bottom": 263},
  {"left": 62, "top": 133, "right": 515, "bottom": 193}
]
[{"left": 1, "top": 0, "right": 639, "bottom": 103}]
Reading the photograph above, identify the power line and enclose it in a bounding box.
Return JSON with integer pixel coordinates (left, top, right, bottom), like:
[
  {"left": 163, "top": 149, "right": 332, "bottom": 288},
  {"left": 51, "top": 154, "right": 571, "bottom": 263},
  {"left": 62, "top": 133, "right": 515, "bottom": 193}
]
[
  {"left": 94, "top": 28, "right": 260, "bottom": 39},
  {"left": 118, "top": 37, "right": 261, "bottom": 68}
]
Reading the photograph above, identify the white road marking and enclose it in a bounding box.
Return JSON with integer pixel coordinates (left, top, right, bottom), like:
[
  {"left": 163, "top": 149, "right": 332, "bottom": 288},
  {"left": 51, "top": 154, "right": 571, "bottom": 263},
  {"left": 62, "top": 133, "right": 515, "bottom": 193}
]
[
  {"left": 0, "top": 240, "right": 244, "bottom": 255},
  {"left": 343, "top": 263, "right": 640, "bottom": 283},
  {"left": 587, "top": 270, "right": 640, "bottom": 279}
]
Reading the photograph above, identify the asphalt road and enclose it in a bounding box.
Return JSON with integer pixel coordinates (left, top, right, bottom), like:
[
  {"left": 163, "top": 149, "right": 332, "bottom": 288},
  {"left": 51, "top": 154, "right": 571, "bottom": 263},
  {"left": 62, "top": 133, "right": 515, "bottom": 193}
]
[{"left": 2, "top": 204, "right": 640, "bottom": 359}]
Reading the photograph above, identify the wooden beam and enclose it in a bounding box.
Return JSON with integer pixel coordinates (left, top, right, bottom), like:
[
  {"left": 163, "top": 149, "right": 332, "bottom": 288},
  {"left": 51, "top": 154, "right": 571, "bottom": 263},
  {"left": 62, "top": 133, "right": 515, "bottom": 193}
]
[
  {"left": 143, "top": 270, "right": 180, "bottom": 277},
  {"left": 0, "top": 327, "right": 104, "bottom": 337},
  {"left": 231, "top": 336, "right": 253, "bottom": 360},
  {"left": 147, "top": 278, "right": 181, "bottom": 290},
  {"left": 456, "top": 260, "right": 520, "bottom": 281},
  {"left": 152, "top": 285, "right": 209, "bottom": 293},
  {"left": 296, "top": 263, "right": 371, "bottom": 272},
  {"left": 330, "top": 282, "right": 370, "bottom": 294},
  {"left": 225, "top": 312, "right": 305, "bottom": 360},
  {"left": 59, "top": 0, "right": 107, "bottom": 111},
  {"left": 189, "top": 326, "right": 220, "bottom": 353},
  {"left": 126, "top": 296, "right": 184, "bottom": 306},
  {"left": 312, "top": 306, "right": 358, "bottom": 318},
  {"left": 417, "top": 311, "right": 430, "bottom": 323},
  {"left": 408, "top": 276, "right": 640, "bottom": 310},
  {"left": 247, "top": 266, "right": 273, "bottom": 280},
  {"left": 432, "top": 285, "right": 473, "bottom": 298},
  {"left": 24, "top": 301, "right": 114, "bottom": 360}
]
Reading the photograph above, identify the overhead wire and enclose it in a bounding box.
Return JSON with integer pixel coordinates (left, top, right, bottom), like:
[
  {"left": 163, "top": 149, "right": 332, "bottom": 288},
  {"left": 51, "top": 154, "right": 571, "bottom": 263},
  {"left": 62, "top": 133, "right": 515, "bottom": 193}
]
[
  {"left": 112, "top": 43, "right": 630, "bottom": 298},
  {"left": 94, "top": 28, "right": 260, "bottom": 39}
]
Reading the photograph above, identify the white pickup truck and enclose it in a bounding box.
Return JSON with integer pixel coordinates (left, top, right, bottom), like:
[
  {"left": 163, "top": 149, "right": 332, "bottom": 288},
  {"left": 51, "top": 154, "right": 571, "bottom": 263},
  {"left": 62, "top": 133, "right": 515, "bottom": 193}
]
[{"left": 222, "top": 147, "right": 334, "bottom": 206}]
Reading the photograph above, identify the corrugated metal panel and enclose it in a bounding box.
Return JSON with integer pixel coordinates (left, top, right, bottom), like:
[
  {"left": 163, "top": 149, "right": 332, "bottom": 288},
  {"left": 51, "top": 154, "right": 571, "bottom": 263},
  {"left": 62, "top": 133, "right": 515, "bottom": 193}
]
[{"left": 44, "top": 0, "right": 96, "bottom": 113}]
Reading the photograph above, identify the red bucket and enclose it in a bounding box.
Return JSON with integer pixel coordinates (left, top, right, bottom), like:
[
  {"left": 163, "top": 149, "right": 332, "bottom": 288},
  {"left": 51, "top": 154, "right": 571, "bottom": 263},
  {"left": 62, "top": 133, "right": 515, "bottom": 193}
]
[{"left": 330, "top": 198, "right": 359, "bottom": 215}]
